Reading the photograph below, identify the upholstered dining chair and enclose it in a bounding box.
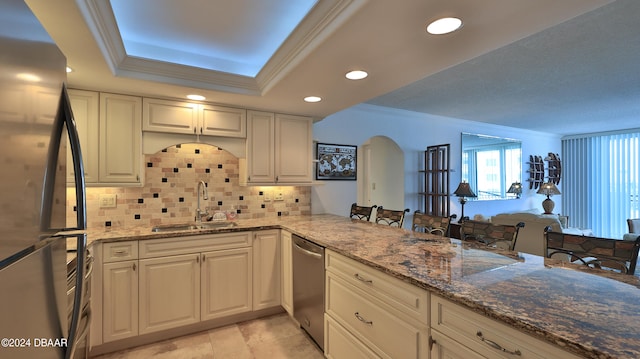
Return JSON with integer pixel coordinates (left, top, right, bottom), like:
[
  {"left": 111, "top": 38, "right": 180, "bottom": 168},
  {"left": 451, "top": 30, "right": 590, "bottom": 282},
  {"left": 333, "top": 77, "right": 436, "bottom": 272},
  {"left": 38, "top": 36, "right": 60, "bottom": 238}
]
[
  {"left": 545, "top": 226, "right": 640, "bottom": 275},
  {"left": 628, "top": 218, "right": 640, "bottom": 233},
  {"left": 375, "top": 206, "right": 410, "bottom": 227},
  {"left": 460, "top": 219, "right": 525, "bottom": 251},
  {"left": 412, "top": 211, "right": 456, "bottom": 236},
  {"left": 349, "top": 203, "right": 377, "bottom": 221}
]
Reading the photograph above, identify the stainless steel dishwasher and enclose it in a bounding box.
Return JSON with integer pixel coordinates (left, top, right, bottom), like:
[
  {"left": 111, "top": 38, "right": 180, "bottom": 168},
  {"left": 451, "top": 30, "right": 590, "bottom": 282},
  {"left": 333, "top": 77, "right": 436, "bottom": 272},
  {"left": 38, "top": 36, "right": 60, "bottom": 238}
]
[{"left": 292, "top": 234, "right": 325, "bottom": 350}]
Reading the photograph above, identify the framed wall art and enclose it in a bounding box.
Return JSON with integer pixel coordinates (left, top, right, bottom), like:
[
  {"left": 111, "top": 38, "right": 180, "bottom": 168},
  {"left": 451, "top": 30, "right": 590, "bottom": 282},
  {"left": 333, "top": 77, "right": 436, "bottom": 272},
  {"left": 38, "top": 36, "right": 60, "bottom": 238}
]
[{"left": 316, "top": 143, "right": 357, "bottom": 180}]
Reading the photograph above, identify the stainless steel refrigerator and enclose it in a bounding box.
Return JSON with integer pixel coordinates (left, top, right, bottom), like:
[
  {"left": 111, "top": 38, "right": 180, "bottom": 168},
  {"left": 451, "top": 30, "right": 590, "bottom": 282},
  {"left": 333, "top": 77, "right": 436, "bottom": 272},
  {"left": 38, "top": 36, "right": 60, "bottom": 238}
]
[{"left": 0, "top": 1, "right": 88, "bottom": 358}]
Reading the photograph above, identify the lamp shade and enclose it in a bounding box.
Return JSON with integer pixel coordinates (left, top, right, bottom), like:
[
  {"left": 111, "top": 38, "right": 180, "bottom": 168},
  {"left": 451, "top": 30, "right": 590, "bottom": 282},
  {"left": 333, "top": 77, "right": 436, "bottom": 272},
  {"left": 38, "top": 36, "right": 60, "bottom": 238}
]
[
  {"left": 454, "top": 182, "right": 476, "bottom": 198},
  {"left": 536, "top": 182, "right": 561, "bottom": 196},
  {"left": 507, "top": 182, "right": 522, "bottom": 195}
]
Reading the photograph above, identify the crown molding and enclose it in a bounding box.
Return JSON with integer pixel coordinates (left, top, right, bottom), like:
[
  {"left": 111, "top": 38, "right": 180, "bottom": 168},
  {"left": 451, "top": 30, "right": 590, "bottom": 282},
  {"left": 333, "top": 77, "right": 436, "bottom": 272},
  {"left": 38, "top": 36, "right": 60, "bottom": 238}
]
[{"left": 75, "top": 0, "right": 367, "bottom": 96}]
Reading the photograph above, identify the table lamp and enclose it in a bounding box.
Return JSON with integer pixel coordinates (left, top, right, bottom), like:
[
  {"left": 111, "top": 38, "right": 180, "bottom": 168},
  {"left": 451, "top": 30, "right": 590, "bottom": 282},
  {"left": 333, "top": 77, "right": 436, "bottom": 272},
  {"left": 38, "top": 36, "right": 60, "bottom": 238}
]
[
  {"left": 507, "top": 182, "right": 523, "bottom": 199},
  {"left": 454, "top": 181, "right": 476, "bottom": 222},
  {"left": 537, "top": 182, "right": 561, "bottom": 214}
]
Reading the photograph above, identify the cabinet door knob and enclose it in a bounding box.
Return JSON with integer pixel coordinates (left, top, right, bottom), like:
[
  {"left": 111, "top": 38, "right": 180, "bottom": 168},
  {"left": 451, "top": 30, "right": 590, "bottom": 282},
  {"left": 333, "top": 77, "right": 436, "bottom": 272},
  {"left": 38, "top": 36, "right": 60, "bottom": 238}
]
[{"left": 132, "top": 263, "right": 136, "bottom": 271}]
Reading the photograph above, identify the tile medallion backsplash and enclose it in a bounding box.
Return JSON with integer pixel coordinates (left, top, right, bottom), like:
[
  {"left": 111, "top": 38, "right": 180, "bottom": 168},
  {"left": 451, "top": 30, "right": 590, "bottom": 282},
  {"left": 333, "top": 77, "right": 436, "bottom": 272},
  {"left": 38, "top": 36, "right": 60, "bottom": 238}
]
[{"left": 67, "top": 143, "right": 311, "bottom": 229}]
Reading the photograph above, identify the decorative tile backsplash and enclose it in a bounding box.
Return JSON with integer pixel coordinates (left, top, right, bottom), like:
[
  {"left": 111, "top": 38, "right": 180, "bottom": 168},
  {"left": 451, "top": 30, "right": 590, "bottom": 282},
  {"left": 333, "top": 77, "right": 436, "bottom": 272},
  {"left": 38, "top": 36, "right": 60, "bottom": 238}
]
[{"left": 67, "top": 143, "right": 311, "bottom": 229}]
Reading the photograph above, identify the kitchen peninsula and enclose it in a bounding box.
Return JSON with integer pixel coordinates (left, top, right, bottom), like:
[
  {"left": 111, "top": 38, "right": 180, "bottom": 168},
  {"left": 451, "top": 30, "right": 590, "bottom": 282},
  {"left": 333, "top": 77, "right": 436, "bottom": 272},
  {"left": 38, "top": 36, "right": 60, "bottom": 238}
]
[{"left": 83, "top": 214, "right": 640, "bottom": 359}]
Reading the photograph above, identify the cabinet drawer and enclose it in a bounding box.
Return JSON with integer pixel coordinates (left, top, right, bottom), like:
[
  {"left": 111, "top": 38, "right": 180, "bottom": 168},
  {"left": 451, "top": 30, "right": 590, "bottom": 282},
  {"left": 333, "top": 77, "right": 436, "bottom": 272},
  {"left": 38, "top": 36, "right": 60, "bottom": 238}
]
[
  {"left": 430, "top": 329, "right": 486, "bottom": 359},
  {"left": 326, "top": 250, "right": 428, "bottom": 323},
  {"left": 103, "top": 241, "right": 138, "bottom": 263},
  {"left": 431, "top": 295, "right": 581, "bottom": 359},
  {"left": 326, "top": 272, "right": 428, "bottom": 359},
  {"left": 139, "top": 232, "right": 251, "bottom": 258},
  {"left": 325, "top": 314, "right": 381, "bottom": 359}
]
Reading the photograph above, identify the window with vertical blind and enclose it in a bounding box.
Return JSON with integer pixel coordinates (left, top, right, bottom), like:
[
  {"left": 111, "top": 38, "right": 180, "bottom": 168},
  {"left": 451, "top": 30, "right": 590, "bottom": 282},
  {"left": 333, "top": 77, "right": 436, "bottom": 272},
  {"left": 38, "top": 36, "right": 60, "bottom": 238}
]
[{"left": 562, "top": 130, "right": 640, "bottom": 238}]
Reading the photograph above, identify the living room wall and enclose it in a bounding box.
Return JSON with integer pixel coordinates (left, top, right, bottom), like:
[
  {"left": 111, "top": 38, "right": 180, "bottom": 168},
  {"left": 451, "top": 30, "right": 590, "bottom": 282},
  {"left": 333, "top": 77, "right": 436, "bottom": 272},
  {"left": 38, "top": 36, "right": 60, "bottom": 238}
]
[{"left": 312, "top": 104, "right": 562, "bottom": 224}]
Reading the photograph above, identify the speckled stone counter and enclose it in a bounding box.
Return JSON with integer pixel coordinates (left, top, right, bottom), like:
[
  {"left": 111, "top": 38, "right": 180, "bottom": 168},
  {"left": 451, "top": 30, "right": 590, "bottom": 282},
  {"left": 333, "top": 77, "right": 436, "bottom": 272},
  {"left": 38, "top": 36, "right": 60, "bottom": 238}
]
[{"left": 78, "top": 214, "right": 640, "bottom": 359}]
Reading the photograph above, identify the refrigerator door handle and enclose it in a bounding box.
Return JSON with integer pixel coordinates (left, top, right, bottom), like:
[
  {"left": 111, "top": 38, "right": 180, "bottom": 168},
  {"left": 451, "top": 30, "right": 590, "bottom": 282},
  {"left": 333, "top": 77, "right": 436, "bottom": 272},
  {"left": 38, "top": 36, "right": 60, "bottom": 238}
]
[
  {"left": 62, "top": 84, "right": 87, "bottom": 232},
  {"left": 59, "top": 85, "right": 88, "bottom": 359},
  {"left": 65, "top": 233, "right": 87, "bottom": 359}
]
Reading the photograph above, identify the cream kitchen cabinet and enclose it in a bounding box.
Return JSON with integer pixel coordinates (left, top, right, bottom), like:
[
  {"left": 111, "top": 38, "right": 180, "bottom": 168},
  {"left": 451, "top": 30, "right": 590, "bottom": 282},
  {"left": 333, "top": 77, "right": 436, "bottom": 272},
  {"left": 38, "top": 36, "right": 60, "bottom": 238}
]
[
  {"left": 252, "top": 230, "right": 281, "bottom": 310},
  {"left": 102, "top": 241, "right": 139, "bottom": 343},
  {"left": 138, "top": 253, "right": 201, "bottom": 335},
  {"left": 430, "top": 294, "right": 582, "bottom": 359},
  {"left": 67, "top": 89, "right": 99, "bottom": 183},
  {"left": 280, "top": 230, "right": 293, "bottom": 316},
  {"left": 138, "top": 232, "right": 253, "bottom": 334},
  {"left": 241, "top": 111, "right": 313, "bottom": 185},
  {"left": 67, "top": 90, "right": 142, "bottom": 185},
  {"left": 201, "top": 247, "right": 252, "bottom": 321},
  {"left": 142, "top": 98, "right": 246, "bottom": 138},
  {"left": 325, "top": 250, "right": 429, "bottom": 359}
]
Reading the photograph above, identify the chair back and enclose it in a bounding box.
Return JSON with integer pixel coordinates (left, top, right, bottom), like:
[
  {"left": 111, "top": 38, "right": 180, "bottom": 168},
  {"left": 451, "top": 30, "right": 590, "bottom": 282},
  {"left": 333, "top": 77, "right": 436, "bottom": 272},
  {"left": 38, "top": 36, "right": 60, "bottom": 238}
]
[
  {"left": 460, "top": 219, "right": 525, "bottom": 251},
  {"left": 628, "top": 218, "right": 640, "bottom": 233},
  {"left": 375, "top": 206, "right": 410, "bottom": 227},
  {"left": 350, "top": 203, "right": 377, "bottom": 221},
  {"left": 412, "top": 211, "right": 454, "bottom": 236},
  {"left": 545, "top": 227, "right": 640, "bottom": 275}
]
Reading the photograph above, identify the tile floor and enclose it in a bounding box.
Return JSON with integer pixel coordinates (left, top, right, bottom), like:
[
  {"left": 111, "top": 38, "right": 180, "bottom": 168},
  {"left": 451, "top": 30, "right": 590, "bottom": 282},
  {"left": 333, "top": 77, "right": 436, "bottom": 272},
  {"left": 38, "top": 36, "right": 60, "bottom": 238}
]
[{"left": 92, "top": 314, "right": 324, "bottom": 359}]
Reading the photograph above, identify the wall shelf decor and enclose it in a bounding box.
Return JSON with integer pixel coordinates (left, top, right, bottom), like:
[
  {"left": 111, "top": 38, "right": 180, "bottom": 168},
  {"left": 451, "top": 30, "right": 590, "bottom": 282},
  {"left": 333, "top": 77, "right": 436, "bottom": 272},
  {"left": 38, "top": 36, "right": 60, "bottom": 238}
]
[
  {"left": 545, "top": 153, "right": 562, "bottom": 185},
  {"left": 419, "top": 144, "right": 450, "bottom": 217},
  {"left": 527, "top": 155, "right": 545, "bottom": 189}
]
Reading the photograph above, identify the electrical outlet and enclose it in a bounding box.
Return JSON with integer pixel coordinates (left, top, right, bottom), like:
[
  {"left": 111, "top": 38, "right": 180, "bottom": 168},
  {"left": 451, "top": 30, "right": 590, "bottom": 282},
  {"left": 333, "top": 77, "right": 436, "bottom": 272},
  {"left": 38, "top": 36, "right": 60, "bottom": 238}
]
[
  {"left": 99, "top": 194, "right": 117, "bottom": 208},
  {"left": 264, "top": 190, "right": 272, "bottom": 202},
  {"left": 274, "top": 192, "right": 284, "bottom": 201}
]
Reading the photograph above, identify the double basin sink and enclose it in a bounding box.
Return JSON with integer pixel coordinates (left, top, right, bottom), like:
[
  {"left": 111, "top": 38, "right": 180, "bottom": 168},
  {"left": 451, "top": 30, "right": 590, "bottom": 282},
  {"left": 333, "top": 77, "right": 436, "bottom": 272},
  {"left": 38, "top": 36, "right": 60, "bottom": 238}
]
[{"left": 151, "top": 221, "right": 238, "bottom": 233}]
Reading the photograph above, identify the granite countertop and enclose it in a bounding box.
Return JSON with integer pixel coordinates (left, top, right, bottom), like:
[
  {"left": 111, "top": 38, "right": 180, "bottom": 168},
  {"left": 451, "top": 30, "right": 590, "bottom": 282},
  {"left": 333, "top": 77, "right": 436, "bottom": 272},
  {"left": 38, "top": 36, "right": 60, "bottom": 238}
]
[{"left": 78, "top": 214, "right": 640, "bottom": 359}]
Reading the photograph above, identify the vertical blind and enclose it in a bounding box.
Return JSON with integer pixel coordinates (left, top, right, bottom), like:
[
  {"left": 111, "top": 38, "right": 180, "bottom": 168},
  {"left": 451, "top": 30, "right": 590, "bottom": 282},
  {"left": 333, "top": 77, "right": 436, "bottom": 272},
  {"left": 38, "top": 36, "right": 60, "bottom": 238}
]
[{"left": 562, "top": 130, "right": 639, "bottom": 238}]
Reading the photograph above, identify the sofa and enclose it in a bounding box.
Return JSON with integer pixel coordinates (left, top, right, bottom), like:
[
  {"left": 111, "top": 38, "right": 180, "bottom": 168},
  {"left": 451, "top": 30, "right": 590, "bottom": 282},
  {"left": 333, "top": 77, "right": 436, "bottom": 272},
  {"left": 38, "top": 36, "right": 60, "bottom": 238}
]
[{"left": 491, "top": 211, "right": 592, "bottom": 257}]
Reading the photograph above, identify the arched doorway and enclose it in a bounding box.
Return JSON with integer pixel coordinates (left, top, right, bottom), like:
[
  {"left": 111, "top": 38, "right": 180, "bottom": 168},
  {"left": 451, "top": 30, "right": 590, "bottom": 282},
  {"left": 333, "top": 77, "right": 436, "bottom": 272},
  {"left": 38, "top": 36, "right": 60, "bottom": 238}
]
[{"left": 358, "top": 136, "right": 404, "bottom": 212}]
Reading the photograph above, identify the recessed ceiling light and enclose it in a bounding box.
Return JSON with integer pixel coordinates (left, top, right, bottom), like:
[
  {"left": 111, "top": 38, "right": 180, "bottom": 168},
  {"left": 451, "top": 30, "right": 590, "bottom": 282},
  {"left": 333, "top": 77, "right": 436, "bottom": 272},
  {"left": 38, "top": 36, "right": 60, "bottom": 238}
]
[
  {"left": 426, "top": 17, "right": 463, "bottom": 35},
  {"left": 345, "top": 70, "right": 368, "bottom": 80},
  {"left": 187, "top": 94, "right": 206, "bottom": 101},
  {"left": 304, "top": 96, "right": 322, "bottom": 103},
  {"left": 66, "top": 66, "right": 73, "bottom": 73}
]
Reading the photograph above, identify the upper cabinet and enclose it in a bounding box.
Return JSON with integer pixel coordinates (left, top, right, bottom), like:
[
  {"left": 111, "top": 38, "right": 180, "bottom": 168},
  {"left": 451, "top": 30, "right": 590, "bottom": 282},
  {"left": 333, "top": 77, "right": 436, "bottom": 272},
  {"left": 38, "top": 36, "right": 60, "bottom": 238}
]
[
  {"left": 242, "top": 111, "right": 313, "bottom": 185},
  {"left": 67, "top": 90, "right": 142, "bottom": 186},
  {"left": 67, "top": 90, "right": 99, "bottom": 184},
  {"left": 142, "top": 98, "right": 246, "bottom": 138}
]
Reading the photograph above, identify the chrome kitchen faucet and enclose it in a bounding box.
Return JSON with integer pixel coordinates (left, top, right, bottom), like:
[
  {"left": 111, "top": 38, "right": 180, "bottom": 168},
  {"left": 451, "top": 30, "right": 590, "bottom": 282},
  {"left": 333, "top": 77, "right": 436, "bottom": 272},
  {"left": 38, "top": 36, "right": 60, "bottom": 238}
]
[{"left": 196, "top": 180, "right": 209, "bottom": 222}]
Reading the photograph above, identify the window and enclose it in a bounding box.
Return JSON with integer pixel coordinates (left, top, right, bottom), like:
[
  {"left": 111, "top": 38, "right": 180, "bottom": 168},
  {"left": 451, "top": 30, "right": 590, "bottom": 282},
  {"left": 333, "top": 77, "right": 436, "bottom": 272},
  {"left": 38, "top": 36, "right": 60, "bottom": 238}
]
[{"left": 562, "top": 130, "right": 640, "bottom": 238}]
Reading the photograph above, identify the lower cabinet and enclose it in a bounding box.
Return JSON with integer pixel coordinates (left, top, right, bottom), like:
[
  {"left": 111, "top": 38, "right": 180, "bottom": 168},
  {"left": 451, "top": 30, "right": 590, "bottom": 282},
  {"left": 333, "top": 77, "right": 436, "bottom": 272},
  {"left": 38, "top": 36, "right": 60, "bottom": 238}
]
[
  {"left": 252, "top": 230, "right": 281, "bottom": 310},
  {"left": 102, "top": 259, "right": 138, "bottom": 343},
  {"left": 138, "top": 254, "right": 201, "bottom": 335},
  {"left": 324, "top": 250, "right": 429, "bottom": 359},
  {"left": 430, "top": 294, "right": 582, "bottom": 359},
  {"left": 280, "top": 230, "right": 293, "bottom": 316},
  {"left": 201, "top": 248, "right": 252, "bottom": 321},
  {"left": 101, "top": 231, "right": 283, "bottom": 345}
]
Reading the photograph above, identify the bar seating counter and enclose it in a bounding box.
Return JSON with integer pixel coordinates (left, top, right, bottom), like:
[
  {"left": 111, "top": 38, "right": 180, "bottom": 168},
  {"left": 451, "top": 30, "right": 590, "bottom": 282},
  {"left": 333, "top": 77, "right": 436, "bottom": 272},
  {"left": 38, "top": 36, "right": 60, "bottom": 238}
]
[{"left": 82, "top": 214, "right": 640, "bottom": 359}]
